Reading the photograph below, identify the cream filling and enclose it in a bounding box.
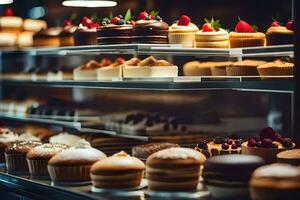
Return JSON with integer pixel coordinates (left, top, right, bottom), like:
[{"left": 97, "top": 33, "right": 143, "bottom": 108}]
[{"left": 169, "top": 23, "right": 199, "bottom": 33}]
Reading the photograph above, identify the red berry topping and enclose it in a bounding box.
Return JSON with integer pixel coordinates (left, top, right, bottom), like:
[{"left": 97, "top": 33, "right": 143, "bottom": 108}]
[
  {"left": 286, "top": 20, "right": 293, "bottom": 31},
  {"left": 235, "top": 18, "right": 254, "bottom": 33},
  {"left": 178, "top": 15, "right": 191, "bottom": 26},
  {"left": 231, "top": 143, "right": 238, "bottom": 149},
  {"left": 88, "top": 23, "right": 100, "bottom": 29},
  {"left": 202, "top": 23, "right": 214, "bottom": 32},
  {"left": 247, "top": 138, "right": 257, "bottom": 147},
  {"left": 100, "top": 58, "right": 112, "bottom": 66},
  {"left": 63, "top": 20, "right": 72, "bottom": 27},
  {"left": 130, "top": 20, "right": 136, "bottom": 26},
  {"left": 227, "top": 139, "right": 233, "bottom": 145},
  {"left": 260, "top": 127, "right": 276, "bottom": 141},
  {"left": 3, "top": 8, "right": 14, "bottom": 16},
  {"left": 270, "top": 20, "right": 280, "bottom": 27},
  {"left": 111, "top": 16, "right": 120, "bottom": 24},
  {"left": 221, "top": 143, "right": 229, "bottom": 150},
  {"left": 274, "top": 133, "right": 284, "bottom": 143},
  {"left": 150, "top": 15, "right": 155, "bottom": 20},
  {"left": 81, "top": 17, "right": 94, "bottom": 27},
  {"left": 115, "top": 57, "right": 125, "bottom": 64},
  {"left": 138, "top": 11, "right": 149, "bottom": 20},
  {"left": 261, "top": 138, "right": 273, "bottom": 148}
]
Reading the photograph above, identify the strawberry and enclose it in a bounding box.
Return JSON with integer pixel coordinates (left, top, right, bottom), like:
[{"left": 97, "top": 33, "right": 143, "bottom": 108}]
[
  {"left": 202, "top": 23, "right": 213, "bottom": 32},
  {"left": 178, "top": 15, "right": 190, "bottom": 26},
  {"left": 111, "top": 16, "right": 120, "bottom": 24},
  {"left": 286, "top": 20, "right": 293, "bottom": 30},
  {"left": 202, "top": 18, "right": 221, "bottom": 32},
  {"left": 88, "top": 23, "right": 100, "bottom": 29},
  {"left": 3, "top": 8, "right": 14, "bottom": 16},
  {"left": 235, "top": 18, "right": 254, "bottom": 33},
  {"left": 63, "top": 20, "right": 72, "bottom": 27},
  {"left": 116, "top": 57, "right": 125, "bottom": 64},
  {"left": 270, "top": 20, "right": 280, "bottom": 27},
  {"left": 137, "top": 11, "right": 149, "bottom": 20},
  {"left": 81, "top": 17, "right": 94, "bottom": 27},
  {"left": 150, "top": 15, "right": 155, "bottom": 20},
  {"left": 100, "top": 58, "right": 112, "bottom": 66},
  {"left": 130, "top": 20, "right": 136, "bottom": 26}
]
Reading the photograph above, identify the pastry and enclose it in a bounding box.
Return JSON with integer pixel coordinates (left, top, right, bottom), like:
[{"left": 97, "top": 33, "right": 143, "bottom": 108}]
[
  {"left": 146, "top": 147, "right": 206, "bottom": 191},
  {"left": 277, "top": 149, "right": 300, "bottom": 166},
  {"left": 73, "top": 60, "right": 102, "bottom": 80},
  {"left": 49, "top": 132, "right": 81, "bottom": 146},
  {"left": 0, "top": 8, "right": 23, "bottom": 33},
  {"left": 17, "top": 31, "right": 34, "bottom": 47},
  {"left": 97, "top": 57, "right": 125, "bottom": 81},
  {"left": 0, "top": 32, "right": 18, "bottom": 47},
  {"left": 0, "top": 128, "right": 19, "bottom": 163},
  {"left": 90, "top": 151, "right": 145, "bottom": 189},
  {"left": 266, "top": 20, "right": 293, "bottom": 46},
  {"left": 229, "top": 18, "right": 266, "bottom": 48},
  {"left": 196, "top": 18, "right": 229, "bottom": 48},
  {"left": 47, "top": 66, "right": 73, "bottom": 81},
  {"left": 183, "top": 61, "right": 211, "bottom": 76},
  {"left": 195, "top": 136, "right": 243, "bottom": 158},
  {"left": 33, "top": 27, "right": 63, "bottom": 47},
  {"left": 132, "top": 143, "right": 179, "bottom": 161},
  {"left": 257, "top": 60, "right": 294, "bottom": 77},
  {"left": 250, "top": 163, "right": 300, "bottom": 200},
  {"left": 5, "top": 140, "right": 42, "bottom": 174},
  {"left": 168, "top": 15, "right": 199, "bottom": 48},
  {"left": 203, "top": 154, "right": 264, "bottom": 199},
  {"left": 226, "top": 59, "right": 267, "bottom": 76},
  {"left": 241, "top": 127, "right": 295, "bottom": 163},
  {"left": 60, "top": 23, "right": 76, "bottom": 46},
  {"left": 74, "top": 17, "right": 98, "bottom": 46},
  {"left": 26, "top": 143, "right": 69, "bottom": 179},
  {"left": 23, "top": 19, "right": 47, "bottom": 33},
  {"left": 133, "top": 11, "right": 169, "bottom": 44},
  {"left": 210, "top": 61, "right": 233, "bottom": 76},
  {"left": 48, "top": 139, "right": 106, "bottom": 185}
]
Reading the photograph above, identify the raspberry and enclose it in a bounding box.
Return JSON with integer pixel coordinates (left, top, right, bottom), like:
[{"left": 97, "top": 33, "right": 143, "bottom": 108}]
[
  {"left": 137, "top": 11, "right": 149, "bottom": 20},
  {"left": 178, "top": 15, "right": 191, "bottom": 26},
  {"left": 259, "top": 127, "right": 276, "bottom": 140},
  {"left": 111, "top": 17, "right": 120, "bottom": 24},
  {"left": 81, "top": 17, "right": 93, "bottom": 27},
  {"left": 262, "top": 138, "right": 273, "bottom": 148},
  {"left": 247, "top": 138, "right": 257, "bottom": 147}
]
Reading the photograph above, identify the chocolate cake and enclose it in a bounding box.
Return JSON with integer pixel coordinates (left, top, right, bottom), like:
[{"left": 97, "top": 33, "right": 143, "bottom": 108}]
[{"left": 97, "top": 24, "right": 133, "bottom": 44}]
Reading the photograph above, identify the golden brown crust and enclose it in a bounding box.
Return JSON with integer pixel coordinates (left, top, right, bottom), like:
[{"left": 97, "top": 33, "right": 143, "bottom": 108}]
[{"left": 138, "top": 56, "right": 157, "bottom": 66}]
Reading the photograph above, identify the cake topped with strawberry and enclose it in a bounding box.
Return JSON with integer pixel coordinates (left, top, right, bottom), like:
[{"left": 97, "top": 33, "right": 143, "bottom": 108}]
[
  {"left": 133, "top": 11, "right": 169, "bottom": 44},
  {"left": 0, "top": 7, "right": 23, "bottom": 33},
  {"left": 97, "top": 9, "right": 134, "bottom": 45},
  {"left": 229, "top": 18, "right": 266, "bottom": 48},
  {"left": 168, "top": 15, "right": 199, "bottom": 48},
  {"left": 74, "top": 17, "right": 98, "bottom": 45},
  {"left": 195, "top": 18, "right": 229, "bottom": 48},
  {"left": 266, "top": 19, "right": 293, "bottom": 46}
]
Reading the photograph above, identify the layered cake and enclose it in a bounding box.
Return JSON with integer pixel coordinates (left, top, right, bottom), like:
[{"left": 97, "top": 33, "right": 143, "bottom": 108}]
[
  {"left": 241, "top": 127, "right": 295, "bottom": 163},
  {"left": 97, "top": 57, "right": 125, "bottom": 81},
  {"left": 277, "top": 149, "right": 300, "bottom": 166},
  {"left": 133, "top": 11, "right": 169, "bottom": 44},
  {"left": 33, "top": 27, "right": 63, "bottom": 47},
  {"left": 74, "top": 60, "right": 102, "bottom": 80},
  {"left": 74, "top": 17, "right": 98, "bottom": 46},
  {"left": 195, "top": 18, "right": 229, "bottom": 48},
  {"left": 257, "top": 60, "right": 294, "bottom": 77},
  {"left": 229, "top": 18, "right": 266, "bottom": 47},
  {"left": 266, "top": 20, "right": 293, "bottom": 46},
  {"left": 168, "top": 15, "right": 199, "bottom": 48},
  {"left": 226, "top": 59, "right": 267, "bottom": 76}
]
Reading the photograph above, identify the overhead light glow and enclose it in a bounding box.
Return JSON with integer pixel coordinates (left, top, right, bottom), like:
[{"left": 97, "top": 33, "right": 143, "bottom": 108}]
[
  {"left": 0, "top": 0, "right": 13, "bottom": 5},
  {"left": 62, "top": 0, "right": 117, "bottom": 7}
]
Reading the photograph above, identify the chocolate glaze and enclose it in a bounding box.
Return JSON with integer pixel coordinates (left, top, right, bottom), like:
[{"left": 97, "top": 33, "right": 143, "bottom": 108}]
[
  {"left": 74, "top": 29, "right": 97, "bottom": 46},
  {"left": 97, "top": 24, "right": 133, "bottom": 44}
]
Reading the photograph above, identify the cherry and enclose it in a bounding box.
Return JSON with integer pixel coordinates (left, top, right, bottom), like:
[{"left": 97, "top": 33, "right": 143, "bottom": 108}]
[
  {"left": 247, "top": 138, "right": 257, "bottom": 147},
  {"left": 81, "top": 17, "right": 94, "bottom": 27},
  {"left": 130, "top": 20, "right": 136, "bottom": 26},
  {"left": 178, "top": 15, "right": 190, "bottom": 26},
  {"left": 137, "top": 11, "right": 149, "bottom": 20},
  {"left": 270, "top": 20, "right": 280, "bottom": 27},
  {"left": 227, "top": 139, "right": 233, "bottom": 145},
  {"left": 221, "top": 143, "right": 229, "bottom": 150},
  {"left": 3, "top": 8, "right": 14, "bottom": 16},
  {"left": 100, "top": 58, "right": 112, "bottom": 66},
  {"left": 231, "top": 143, "right": 238, "bottom": 149},
  {"left": 115, "top": 57, "right": 125, "bottom": 64},
  {"left": 259, "top": 127, "right": 276, "bottom": 140},
  {"left": 63, "top": 20, "right": 72, "bottom": 27},
  {"left": 286, "top": 20, "right": 293, "bottom": 31},
  {"left": 202, "top": 23, "right": 214, "bottom": 32},
  {"left": 235, "top": 18, "right": 254, "bottom": 33},
  {"left": 261, "top": 138, "right": 273, "bottom": 148},
  {"left": 111, "top": 16, "right": 120, "bottom": 24}
]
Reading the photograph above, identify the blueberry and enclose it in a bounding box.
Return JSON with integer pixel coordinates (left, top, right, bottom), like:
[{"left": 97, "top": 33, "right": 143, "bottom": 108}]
[{"left": 116, "top": 19, "right": 125, "bottom": 25}]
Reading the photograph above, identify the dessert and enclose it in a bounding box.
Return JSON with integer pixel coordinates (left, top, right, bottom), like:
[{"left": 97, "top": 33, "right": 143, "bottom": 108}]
[
  {"left": 132, "top": 142, "right": 179, "bottom": 161},
  {"left": 226, "top": 59, "right": 267, "bottom": 76},
  {"left": 90, "top": 151, "right": 145, "bottom": 189},
  {"left": 229, "top": 18, "right": 266, "bottom": 47},
  {"left": 277, "top": 149, "right": 300, "bottom": 166},
  {"left": 210, "top": 61, "right": 233, "bottom": 76},
  {"left": 0, "top": 128, "right": 19, "bottom": 163},
  {"left": 146, "top": 147, "right": 206, "bottom": 191},
  {"left": 133, "top": 11, "right": 169, "bottom": 44},
  {"left": 266, "top": 19, "right": 293, "bottom": 46},
  {"left": 26, "top": 143, "right": 69, "bottom": 179},
  {"left": 73, "top": 60, "right": 102, "bottom": 80},
  {"left": 33, "top": 27, "right": 63, "bottom": 47},
  {"left": 60, "top": 20, "right": 77, "bottom": 46},
  {"left": 17, "top": 31, "right": 35, "bottom": 47},
  {"left": 49, "top": 132, "right": 81, "bottom": 146},
  {"left": 5, "top": 140, "right": 42, "bottom": 174},
  {"left": 241, "top": 127, "right": 295, "bottom": 163},
  {"left": 23, "top": 19, "right": 47, "bottom": 33},
  {"left": 168, "top": 15, "right": 199, "bottom": 48},
  {"left": 257, "top": 60, "right": 294, "bottom": 77},
  {"left": 0, "top": 32, "right": 18, "bottom": 47},
  {"left": 195, "top": 136, "right": 243, "bottom": 158},
  {"left": 74, "top": 17, "right": 98, "bottom": 46},
  {"left": 47, "top": 66, "right": 73, "bottom": 81},
  {"left": 97, "top": 57, "right": 125, "bottom": 81},
  {"left": 0, "top": 8, "right": 23, "bottom": 33},
  {"left": 203, "top": 154, "right": 264, "bottom": 199},
  {"left": 97, "top": 9, "right": 134, "bottom": 44},
  {"left": 250, "top": 163, "right": 300, "bottom": 200},
  {"left": 195, "top": 18, "right": 229, "bottom": 48},
  {"left": 48, "top": 139, "right": 106, "bottom": 185}
]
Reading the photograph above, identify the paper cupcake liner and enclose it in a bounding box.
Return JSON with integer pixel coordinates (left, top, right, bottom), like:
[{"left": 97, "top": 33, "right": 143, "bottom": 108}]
[
  {"left": 168, "top": 32, "right": 196, "bottom": 48},
  {"left": 258, "top": 66, "right": 293, "bottom": 78},
  {"left": 226, "top": 66, "right": 259, "bottom": 76},
  {"left": 211, "top": 67, "right": 226, "bottom": 76},
  {"left": 27, "top": 158, "right": 49, "bottom": 178},
  {"left": 48, "top": 165, "right": 91, "bottom": 182},
  {"left": 5, "top": 153, "right": 29, "bottom": 174},
  {"left": 230, "top": 38, "right": 265, "bottom": 48}
]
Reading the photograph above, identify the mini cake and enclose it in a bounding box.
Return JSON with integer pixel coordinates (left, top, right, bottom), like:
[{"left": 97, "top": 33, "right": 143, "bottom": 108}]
[
  {"left": 90, "top": 151, "right": 145, "bottom": 189},
  {"left": 168, "top": 15, "right": 199, "bottom": 48},
  {"left": 210, "top": 61, "right": 233, "bottom": 76},
  {"left": 146, "top": 147, "right": 206, "bottom": 191},
  {"left": 0, "top": 129, "right": 19, "bottom": 163},
  {"left": 97, "top": 57, "right": 126, "bottom": 81},
  {"left": 33, "top": 27, "right": 63, "bottom": 47},
  {"left": 257, "top": 60, "right": 294, "bottom": 77},
  {"left": 74, "top": 17, "right": 98, "bottom": 46},
  {"left": 266, "top": 20, "right": 293, "bottom": 46},
  {"left": 73, "top": 60, "right": 102, "bottom": 81},
  {"left": 196, "top": 18, "right": 229, "bottom": 48},
  {"left": 48, "top": 139, "right": 106, "bottom": 185},
  {"left": 132, "top": 142, "right": 179, "bottom": 161},
  {"left": 26, "top": 143, "right": 69, "bottom": 179},
  {"left": 203, "top": 154, "right": 264, "bottom": 199},
  {"left": 49, "top": 132, "right": 81, "bottom": 146},
  {"left": 241, "top": 127, "right": 295, "bottom": 163},
  {"left": 277, "top": 149, "right": 300, "bottom": 166},
  {"left": 183, "top": 61, "right": 211, "bottom": 76},
  {"left": 0, "top": 8, "right": 23, "bottom": 33},
  {"left": 60, "top": 21, "right": 77, "bottom": 46},
  {"left": 133, "top": 11, "right": 169, "bottom": 44},
  {"left": 229, "top": 18, "right": 266, "bottom": 48},
  {"left": 226, "top": 59, "right": 267, "bottom": 76},
  {"left": 250, "top": 163, "right": 300, "bottom": 200},
  {"left": 23, "top": 19, "right": 47, "bottom": 33},
  {"left": 5, "top": 140, "right": 42, "bottom": 174}
]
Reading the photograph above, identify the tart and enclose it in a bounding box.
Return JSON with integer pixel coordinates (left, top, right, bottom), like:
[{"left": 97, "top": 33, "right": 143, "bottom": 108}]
[
  {"left": 168, "top": 15, "right": 199, "bottom": 48},
  {"left": 266, "top": 20, "right": 293, "bottom": 46},
  {"left": 183, "top": 61, "right": 211, "bottom": 76},
  {"left": 97, "top": 57, "right": 125, "bottom": 81},
  {"left": 73, "top": 60, "right": 102, "bottom": 81},
  {"left": 196, "top": 18, "right": 229, "bottom": 48},
  {"left": 257, "top": 60, "right": 294, "bottom": 77},
  {"left": 277, "top": 149, "right": 300, "bottom": 166},
  {"left": 226, "top": 59, "right": 267, "bottom": 76},
  {"left": 74, "top": 17, "right": 98, "bottom": 46}
]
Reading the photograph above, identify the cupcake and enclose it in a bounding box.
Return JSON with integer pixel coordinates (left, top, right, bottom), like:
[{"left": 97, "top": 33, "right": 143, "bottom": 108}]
[
  {"left": 74, "top": 17, "right": 99, "bottom": 46},
  {"left": 47, "top": 139, "right": 106, "bottom": 185},
  {"left": 146, "top": 147, "right": 206, "bottom": 191},
  {"left": 90, "top": 151, "right": 145, "bottom": 189},
  {"left": 210, "top": 61, "right": 233, "bottom": 76},
  {"left": 229, "top": 18, "right": 266, "bottom": 48},
  {"left": 168, "top": 15, "right": 199, "bottom": 48},
  {"left": 133, "top": 11, "right": 169, "bottom": 44},
  {"left": 49, "top": 132, "right": 81, "bottom": 146},
  {"left": 195, "top": 18, "right": 229, "bottom": 48},
  {"left": 250, "top": 163, "right": 300, "bottom": 200},
  {"left": 257, "top": 60, "right": 294, "bottom": 77},
  {"left": 226, "top": 59, "right": 267, "bottom": 76},
  {"left": 183, "top": 61, "right": 212, "bottom": 76},
  {"left": 0, "top": 128, "right": 19, "bottom": 163},
  {"left": 26, "top": 143, "right": 69, "bottom": 179},
  {"left": 277, "top": 149, "right": 300, "bottom": 166},
  {"left": 5, "top": 140, "right": 42, "bottom": 175},
  {"left": 266, "top": 20, "right": 293, "bottom": 46}
]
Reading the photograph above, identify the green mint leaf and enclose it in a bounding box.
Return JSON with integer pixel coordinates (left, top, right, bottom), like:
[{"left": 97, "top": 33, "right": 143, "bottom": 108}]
[
  {"left": 124, "top": 9, "right": 132, "bottom": 22},
  {"left": 109, "top": 12, "right": 113, "bottom": 20},
  {"left": 150, "top": 10, "right": 159, "bottom": 17},
  {"left": 251, "top": 25, "right": 258, "bottom": 32}
]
